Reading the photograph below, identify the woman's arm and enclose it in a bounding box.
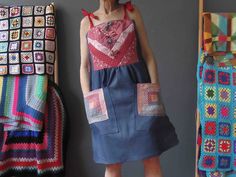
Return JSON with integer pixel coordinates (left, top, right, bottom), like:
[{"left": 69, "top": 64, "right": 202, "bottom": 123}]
[
  {"left": 80, "top": 17, "right": 91, "bottom": 95},
  {"left": 129, "top": 5, "right": 160, "bottom": 86}
]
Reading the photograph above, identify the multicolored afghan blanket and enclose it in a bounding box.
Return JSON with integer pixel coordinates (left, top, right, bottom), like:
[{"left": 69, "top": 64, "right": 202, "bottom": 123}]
[
  {"left": 0, "top": 4, "right": 56, "bottom": 75},
  {"left": 198, "top": 51, "right": 236, "bottom": 171},
  {"left": 0, "top": 81, "right": 65, "bottom": 177},
  {"left": 0, "top": 75, "right": 48, "bottom": 131},
  {"left": 0, "top": 3, "right": 65, "bottom": 176},
  {"left": 198, "top": 12, "right": 236, "bottom": 175},
  {"left": 203, "top": 13, "right": 236, "bottom": 55}
]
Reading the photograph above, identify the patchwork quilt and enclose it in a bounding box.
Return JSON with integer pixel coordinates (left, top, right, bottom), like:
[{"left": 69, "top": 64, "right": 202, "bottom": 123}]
[
  {"left": 198, "top": 13, "right": 236, "bottom": 175},
  {"left": 203, "top": 13, "right": 236, "bottom": 55}
]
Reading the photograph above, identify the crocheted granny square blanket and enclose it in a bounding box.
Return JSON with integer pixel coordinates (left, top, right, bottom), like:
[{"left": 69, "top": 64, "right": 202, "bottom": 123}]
[
  {"left": 198, "top": 13, "right": 236, "bottom": 173},
  {"left": 0, "top": 4, "right": 56, "bottom": 75}
]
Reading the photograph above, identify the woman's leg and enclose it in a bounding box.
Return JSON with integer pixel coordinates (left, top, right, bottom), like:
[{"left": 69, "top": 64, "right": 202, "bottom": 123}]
[
  {"left": 143, "top": 156, "right": 163, "bottom": 177},
  {"left": 105, "top": 163, "right": 122, "bottom": 177}
]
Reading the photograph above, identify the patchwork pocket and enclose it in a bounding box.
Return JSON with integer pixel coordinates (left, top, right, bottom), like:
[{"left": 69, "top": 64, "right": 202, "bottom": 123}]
[
  {"left": 83, "top": 88, "right": 108, "bottom": 124},
  {"left": 137, "top": 83, "right": 165, "bottom": 116},
  {"left": 135, "top": 83, "right": 166, "bottom": 131},
  {"left": 83, "top": 87, "right": 118, "bottom": 134}
]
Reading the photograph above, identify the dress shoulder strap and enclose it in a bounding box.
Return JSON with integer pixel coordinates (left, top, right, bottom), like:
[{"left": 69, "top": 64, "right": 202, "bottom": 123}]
[
  {"left": 81, "top": 8, "right": 98, "bottom": 28},
  {"left": 123, "top": 1, "right": 134, "bottom": 20}
]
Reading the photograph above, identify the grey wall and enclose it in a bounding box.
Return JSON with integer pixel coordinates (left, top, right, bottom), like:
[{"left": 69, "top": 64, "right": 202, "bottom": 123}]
[{"left": 2, "top": 0, "right": 235, "bottom": 177}]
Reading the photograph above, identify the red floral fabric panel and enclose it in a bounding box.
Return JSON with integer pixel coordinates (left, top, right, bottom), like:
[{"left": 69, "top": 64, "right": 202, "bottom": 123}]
[{"left": 87, "top": 20, "right": 138, "bottom": 71}]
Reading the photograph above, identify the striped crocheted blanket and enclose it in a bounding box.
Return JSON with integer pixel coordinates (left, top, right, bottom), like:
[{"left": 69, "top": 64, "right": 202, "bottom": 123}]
[
  {"left": 0, "top": 75, "right": 48, "bottom": 131},
  {"left": 0, "top": 80, "right": 65, "bottom": 177}
]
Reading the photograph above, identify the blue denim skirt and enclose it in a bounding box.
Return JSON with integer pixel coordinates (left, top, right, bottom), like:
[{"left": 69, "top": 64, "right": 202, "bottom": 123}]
[{"left": 83, "top": 60, "right": 179, "bottom": 164}]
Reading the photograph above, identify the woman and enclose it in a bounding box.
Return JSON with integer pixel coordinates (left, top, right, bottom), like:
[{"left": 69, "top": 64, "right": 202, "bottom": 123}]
[{"left": 80, "top": 0, "right": 179, "bottom": 177}]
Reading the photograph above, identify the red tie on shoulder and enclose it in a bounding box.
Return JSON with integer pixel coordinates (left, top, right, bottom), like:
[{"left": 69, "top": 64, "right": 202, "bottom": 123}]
[
  {"left": 81, "top": 1, "right": 133, "bottom": 27},
  {"left": 124, "top": 1, "right": 134, "bottom": 11},
  {"left": 81, "top": 9, "right": 98, "bottom": 19},
  {"left": 81, "top": 8, "right": 98, "bottom": 28}
]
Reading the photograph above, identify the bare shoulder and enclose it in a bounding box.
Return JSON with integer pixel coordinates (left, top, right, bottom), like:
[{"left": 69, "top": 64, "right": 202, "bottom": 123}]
[
  {"left": 127, "top": 3, "right": 142, "bottom": 20},
  {"left": 80, "top": 16, "right": 90, "bottom": 35}
]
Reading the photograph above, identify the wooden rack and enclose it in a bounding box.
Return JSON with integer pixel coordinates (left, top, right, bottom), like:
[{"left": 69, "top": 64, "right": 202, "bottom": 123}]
[
  {"left": 195, "top": 0, "right": 203, "bottom": 176},
  {"left": 52, "top": 2, "right": 59, "bottom": 85}
]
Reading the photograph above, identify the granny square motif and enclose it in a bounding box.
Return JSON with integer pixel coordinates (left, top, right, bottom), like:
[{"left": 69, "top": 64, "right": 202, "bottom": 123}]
[
  {"left": 201, "top": 156, "right": 216, "bottom": 169},
  {"left": 219, "top": 122, "right": 231, "bottom": 137},
  {"left": 0, "top": 3, "right": 56, "bottom": 75},
  {"left": 204, "top": 86, "right": 216, "bottom": 101},
  {"left": 204, "top": 121, "right": 216, "bottom": 136},
  {"left": 204, "top": 139, "right": 216, "bottom": 153}
]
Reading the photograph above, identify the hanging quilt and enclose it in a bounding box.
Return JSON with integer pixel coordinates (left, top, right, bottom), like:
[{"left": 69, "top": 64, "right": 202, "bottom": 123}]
[
  {"left": 0, "top": 3, "right": 65, "bottom": 176},
  {"left": 198, "top": 51, "right": 236, "bottom": 172},
  {"left": 0, "top": 4, "right": 56, "bottom": 75},
  {"left": 203, "top": 13, "right": 236, "bottom": 55},
  {"left": 0, "top": 75, "right": 48, "bottom": 131},
  {"left": 198, "top": 12, "right": 236, "bottom": 174},
  {"left": 0, "top": 81, "right": 65, "bottom": 177}
]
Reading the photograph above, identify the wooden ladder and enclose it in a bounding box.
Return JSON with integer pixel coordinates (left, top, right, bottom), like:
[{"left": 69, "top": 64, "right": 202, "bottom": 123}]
[
  {"left": 195, "top": 0, "right": 203, "bottom": 176},
  {"left": 52, "top": 2, "right": 59, "bottom": 85}
]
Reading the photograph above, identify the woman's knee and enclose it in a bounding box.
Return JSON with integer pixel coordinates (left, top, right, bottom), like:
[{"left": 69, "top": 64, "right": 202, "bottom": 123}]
[
  {"left": 106, "top": 163, "right": 122, "bottom": 170},
  {"left": 142, "top": 156, "right": 161, "bottom": 166}
]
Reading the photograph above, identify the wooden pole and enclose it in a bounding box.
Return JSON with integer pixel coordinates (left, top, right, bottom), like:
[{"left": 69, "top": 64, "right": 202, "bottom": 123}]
[
  {"left": 195, "top": 0, "right": 203, "bottom": 177},
  {"left": 51, "top": 2, "right": 59, "bottom": 85}
]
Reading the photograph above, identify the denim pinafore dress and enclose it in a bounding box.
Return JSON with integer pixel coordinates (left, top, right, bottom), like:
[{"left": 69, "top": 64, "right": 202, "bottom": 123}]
[{"left": 82, "top": 1, "right": 179, "bottom": 164}]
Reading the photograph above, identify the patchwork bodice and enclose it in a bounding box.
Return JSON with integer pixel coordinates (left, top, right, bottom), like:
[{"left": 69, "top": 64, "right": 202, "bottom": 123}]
[
  {"left": 82, "top": 1, "right": 139, "bottom": 71},
  {"left": 87, "top": 19, "right": 138, "bottom": 71}
]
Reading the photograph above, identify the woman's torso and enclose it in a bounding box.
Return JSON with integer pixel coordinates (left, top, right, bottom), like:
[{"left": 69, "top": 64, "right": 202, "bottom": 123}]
[{"left": 83, "top": 2, "right": 151, "bottom": 89}]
